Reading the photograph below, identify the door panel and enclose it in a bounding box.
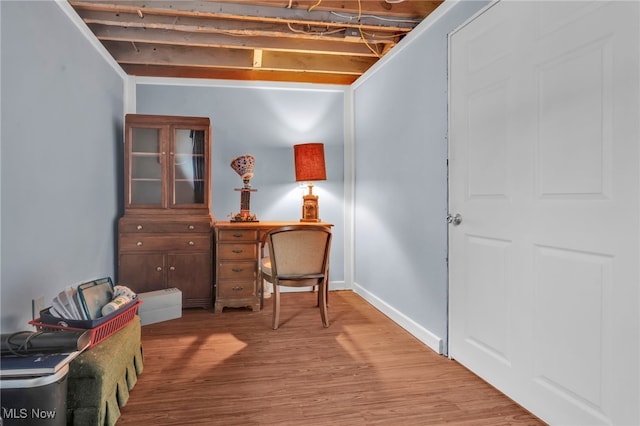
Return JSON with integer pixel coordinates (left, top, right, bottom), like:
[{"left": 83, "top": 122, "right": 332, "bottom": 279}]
[{"left": 449, "top": 1, "right": 639, "bottom": 424}]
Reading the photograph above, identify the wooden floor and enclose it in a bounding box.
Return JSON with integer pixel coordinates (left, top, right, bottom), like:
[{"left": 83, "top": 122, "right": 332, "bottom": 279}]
[{"left": 118, "top": 291, "right": 544, "bottom": 425}]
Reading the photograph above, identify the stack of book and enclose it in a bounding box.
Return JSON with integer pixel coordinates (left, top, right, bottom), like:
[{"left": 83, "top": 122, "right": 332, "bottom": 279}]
[
  {"left": 1, "top": 329, "right": 91, "bottom": 377},
  {"left": 48, "top": 277, "right": 121, "bottom": 321},
  {"left": 1, "top": 350, "right": 83, "bottom": 377},
  {"left": 50, "top": 287, "right": 88, "bottom": 320}
]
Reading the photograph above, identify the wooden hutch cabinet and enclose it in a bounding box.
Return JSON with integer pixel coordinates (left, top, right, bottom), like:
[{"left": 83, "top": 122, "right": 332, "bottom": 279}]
[{"left": 118, "top": 114, "right": 214, "bottom": 309}]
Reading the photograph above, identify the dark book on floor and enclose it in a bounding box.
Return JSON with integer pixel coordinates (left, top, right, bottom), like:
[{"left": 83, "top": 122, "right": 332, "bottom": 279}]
[{"left": 0, "top": 350, "right": 82, "bottom": 377}]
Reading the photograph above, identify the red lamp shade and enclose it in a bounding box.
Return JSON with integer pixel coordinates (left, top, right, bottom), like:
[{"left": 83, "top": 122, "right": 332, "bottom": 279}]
[{"left": 294, "top": 143, "right": 326, "bottom": 182}]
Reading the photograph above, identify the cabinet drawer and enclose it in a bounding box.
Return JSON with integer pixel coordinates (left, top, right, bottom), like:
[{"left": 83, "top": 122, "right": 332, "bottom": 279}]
[
  {"left": 120, "top": 221, "right": 211, "bottom": 233},
  {"left": 218, "top": 229, "right": 258, "bottom": 242},
  {"left": 120, "top": 234, "right": 211, "bottom": 251},
  {"left": 217, "top": 280, "right": 256, "bottom": 298},
  {"left": 217, "top": 243, "right": 257, "bottom": 260},
  {"left": 218, "top": 262, "right": 256, "bottom": 280}
]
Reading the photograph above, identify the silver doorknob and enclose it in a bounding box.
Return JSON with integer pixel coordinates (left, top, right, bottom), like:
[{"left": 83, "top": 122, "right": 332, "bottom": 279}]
[{"left": 447, "top": 213, "right": 462, "bottom": 226}]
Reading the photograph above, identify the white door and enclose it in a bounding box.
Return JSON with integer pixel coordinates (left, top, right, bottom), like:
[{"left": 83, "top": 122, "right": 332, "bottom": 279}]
[{"left": 449, "top": 1, "right": 639, "bottom": 425}]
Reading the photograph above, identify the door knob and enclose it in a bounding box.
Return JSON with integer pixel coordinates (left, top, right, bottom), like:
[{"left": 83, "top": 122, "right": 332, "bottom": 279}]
[{"left": 447, "top": 213, "right": 462, "bottom": 226}]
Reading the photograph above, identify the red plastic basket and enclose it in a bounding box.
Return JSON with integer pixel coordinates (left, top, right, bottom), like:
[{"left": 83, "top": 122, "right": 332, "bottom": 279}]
[{"left": 28, "top": 300, "right": 142, "bottom": 349}]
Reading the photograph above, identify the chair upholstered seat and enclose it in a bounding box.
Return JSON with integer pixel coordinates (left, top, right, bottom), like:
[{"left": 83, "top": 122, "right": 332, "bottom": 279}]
[{"left": 261, "top": 257, "right": 319, "bottom": 288}]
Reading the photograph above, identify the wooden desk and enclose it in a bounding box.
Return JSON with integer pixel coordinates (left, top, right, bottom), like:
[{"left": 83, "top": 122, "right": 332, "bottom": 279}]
[{"left": 213, "top": 221, "right": 333, "bottom": 313}]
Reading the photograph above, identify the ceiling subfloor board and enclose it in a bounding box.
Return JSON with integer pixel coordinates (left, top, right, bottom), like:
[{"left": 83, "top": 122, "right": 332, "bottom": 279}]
[
  {"left": 70, "top": 1, "right": 419, "bottom": 31},
  {"left": 105, "top": 40, "right": 254, "bottom": 68}
]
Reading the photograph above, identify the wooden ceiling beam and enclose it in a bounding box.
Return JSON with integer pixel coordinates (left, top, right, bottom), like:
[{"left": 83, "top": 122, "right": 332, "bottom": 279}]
[
  {"left": 214, "top": 0, "right": 443, "bottom": 19},
  {"left": 121, "top": 63, "right": 358, "bottom": 85},
  {"left": 77, "top": 9, "right": 404, "bottom": 41},
  {"left": 89, "top": 24, "right": 385, "bottom": 57},
  {"left": 104, "top": 41, "right": 375, "bottom": 74}
]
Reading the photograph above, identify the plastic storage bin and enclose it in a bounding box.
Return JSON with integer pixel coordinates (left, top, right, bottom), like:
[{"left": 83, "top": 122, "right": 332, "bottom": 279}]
[
  {"left": 0, "top": 364, "right": 68, "bottom": 426},
  {"left": 138, "top": 288, "right": 182, "bottom": 325}
]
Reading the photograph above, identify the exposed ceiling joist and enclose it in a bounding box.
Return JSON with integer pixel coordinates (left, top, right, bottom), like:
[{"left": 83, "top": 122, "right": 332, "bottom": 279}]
[{"left": 68, "top": 0, "right": 444, "bottom": 84}]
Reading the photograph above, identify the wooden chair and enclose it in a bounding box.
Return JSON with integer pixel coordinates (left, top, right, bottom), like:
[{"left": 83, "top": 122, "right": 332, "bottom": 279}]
[{"left": 260, "top": 225, "right": 332, "bottom": 329}]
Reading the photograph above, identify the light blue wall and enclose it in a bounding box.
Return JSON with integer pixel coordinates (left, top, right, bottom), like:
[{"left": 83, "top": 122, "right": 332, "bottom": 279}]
[
  {"left": 352, "top": 0, "right": 489, "bottom": 354},
  {"left": 0, "top": 0, "right": 487, "bottom": 348},
  {"left": 0, "top": 1, "right": 124, "bottom": 332},
  {"left": 135, "top": 83, "right": 346, "bottom": 283}
]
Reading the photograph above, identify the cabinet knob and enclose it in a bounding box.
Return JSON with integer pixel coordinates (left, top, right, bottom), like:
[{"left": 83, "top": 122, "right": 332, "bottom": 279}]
[
  {"left": 188, "top": 241, "right": 195, "bottom": 246},
  {"left": 169, "top": 266, "right": 176, "bottom": 271},
  {"left": 136, "top": 241, "right": 143, "bottom": 246},
  {"left": 188, "top": 225, "right": 195, "bottom": 230},
  {"left": 136, "top": 225, "right": 143, "bottom": 230},
  {"left": 156, "top": 266, "right": 162, "bottom": 272}
]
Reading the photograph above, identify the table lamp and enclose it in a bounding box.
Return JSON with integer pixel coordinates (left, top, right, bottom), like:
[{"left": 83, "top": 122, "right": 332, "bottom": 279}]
[
  {"left": 230, "top": 154, "right": 258, "bottom": 222},
  {"left": 294, "top": 143, "right": 326, "bottom": 222}
]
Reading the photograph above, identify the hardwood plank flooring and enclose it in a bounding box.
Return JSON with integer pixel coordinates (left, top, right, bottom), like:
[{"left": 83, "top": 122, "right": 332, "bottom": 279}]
[{"left": 118, "top": 291, "right": 544, "bottom": 425}]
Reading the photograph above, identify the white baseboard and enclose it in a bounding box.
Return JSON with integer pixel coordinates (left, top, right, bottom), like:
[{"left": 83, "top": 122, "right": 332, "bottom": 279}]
[{"left": 352, "top": 283, "right": 443, "bottom": 355}]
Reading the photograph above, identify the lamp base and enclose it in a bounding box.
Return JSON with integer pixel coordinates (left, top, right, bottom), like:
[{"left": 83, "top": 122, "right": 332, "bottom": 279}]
[
  {"left": 232, "top": 187, "right": 258, "bottom": 222},
  {"left": 231, "top": 214, "right": 259, "bottom": 223},
  {"left": 300, "top": 193, "right": 320, "bottom": 222}
]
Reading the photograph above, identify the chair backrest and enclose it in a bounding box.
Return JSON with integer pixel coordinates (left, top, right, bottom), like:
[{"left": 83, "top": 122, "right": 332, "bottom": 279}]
[{"left": 265, "top": 225, "right": 332, "bottom": 279}]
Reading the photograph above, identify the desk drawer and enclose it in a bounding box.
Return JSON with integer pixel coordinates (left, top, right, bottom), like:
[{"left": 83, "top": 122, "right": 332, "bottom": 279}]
[
  {"left": 120, "top": 234, "right": 211, "bottom": 251},
  {"left": 218, "top": 229, "right": 258, "bottom": 242},
  {"left": 218, "top": 262, "right": 256, "bottom": 280},
  {"left": 217, "top": 280, "right": 256, "bottom": 298},
  {"left": 217, "top": 243, "right": 257, "bottom": 260}
]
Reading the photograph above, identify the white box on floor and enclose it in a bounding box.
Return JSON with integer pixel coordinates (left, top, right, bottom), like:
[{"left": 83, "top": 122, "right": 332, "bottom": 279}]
[{"left": 137, "top": 288, "right": 182, "bottom": 326}]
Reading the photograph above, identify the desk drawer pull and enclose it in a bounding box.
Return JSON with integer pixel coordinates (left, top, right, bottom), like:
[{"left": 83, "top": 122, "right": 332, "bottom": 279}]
[
  {"left": 232, "top": 268, "right": 244, "bottom": 273},
  {"left": 232, "top": 249, "right": 243, "bottom": 254},
  {"left": 232, "top": 286, "right": 244, "bottom": 291},
  {"left": 232, "top": 233, "right": 244, "bottom": 238}
]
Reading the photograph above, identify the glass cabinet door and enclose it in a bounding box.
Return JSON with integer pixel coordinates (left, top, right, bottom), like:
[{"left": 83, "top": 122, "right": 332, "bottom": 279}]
[
  {"left": 130, "top": 127, "right": 162, "bottom": 206},
  {"left": 125, "top": 115, "right": 210, "bottom": 212},
  {"left": 172, "top": 128, "right": 207, "bottom": 206}
]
